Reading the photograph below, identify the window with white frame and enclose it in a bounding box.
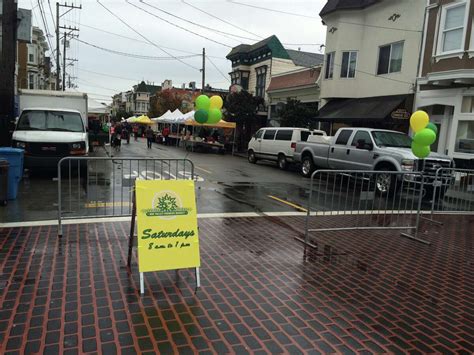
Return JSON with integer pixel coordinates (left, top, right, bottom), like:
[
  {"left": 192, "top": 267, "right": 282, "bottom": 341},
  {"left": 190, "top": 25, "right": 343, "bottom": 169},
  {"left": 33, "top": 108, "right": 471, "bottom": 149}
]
[
  {"left": 255, "top": 66, "right": 267, "bottom": 98},
  {"left": 28, "top": 73, "right": 35, "bottom": 89},
  {"left": 325, "top": 52, "right": 335, "bottom": 79},
  {"left": 377, "top": 42, "right": 404, "bottom": 75},
  {"left": 461, "top": 96, "right": 474, "bottom": 113},
  {"left": 340, "top": 51, "right": 357, "bottom": 78},
  {"left": 438, "top": 2, "right": 467, "bottom": 54},
  {"left": 455, "top": 121, "right": 474, "bottom": 153}
]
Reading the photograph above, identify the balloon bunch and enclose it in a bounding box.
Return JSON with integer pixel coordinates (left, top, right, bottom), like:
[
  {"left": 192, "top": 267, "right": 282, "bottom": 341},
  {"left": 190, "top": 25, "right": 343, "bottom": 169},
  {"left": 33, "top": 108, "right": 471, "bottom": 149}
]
[
  {"left": 194, "top": 95, "right": 223, "bottom": 124},
  {"left": 410, "top": 110, "right": 438, "bottom": 159}
]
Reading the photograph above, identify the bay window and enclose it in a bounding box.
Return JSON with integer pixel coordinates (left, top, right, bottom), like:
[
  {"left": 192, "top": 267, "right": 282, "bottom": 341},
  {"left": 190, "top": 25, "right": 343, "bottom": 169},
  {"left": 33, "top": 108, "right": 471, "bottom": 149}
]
[
  {"left": 255, "top": 66, "right": 267, "bottom": 98},
  {"left": 340, "top": 51, "right": 357, "bottom": 78},
  {"left": 325, "top": 52, "right": 334, "bottom": 79}
]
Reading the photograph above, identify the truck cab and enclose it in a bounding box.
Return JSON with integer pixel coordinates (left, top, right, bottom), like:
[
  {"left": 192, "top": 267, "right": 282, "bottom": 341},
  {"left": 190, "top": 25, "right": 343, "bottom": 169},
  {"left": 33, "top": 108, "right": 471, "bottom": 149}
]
[{"left": 12, "top": 108, "right": 89, "bottom": 169}]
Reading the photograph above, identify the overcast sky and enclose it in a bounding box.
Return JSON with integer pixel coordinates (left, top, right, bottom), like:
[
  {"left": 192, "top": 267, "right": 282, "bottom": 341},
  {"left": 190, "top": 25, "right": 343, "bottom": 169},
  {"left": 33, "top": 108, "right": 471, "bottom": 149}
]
[{"left": 20, "top": 0, "right": 327, "bottom": 106}]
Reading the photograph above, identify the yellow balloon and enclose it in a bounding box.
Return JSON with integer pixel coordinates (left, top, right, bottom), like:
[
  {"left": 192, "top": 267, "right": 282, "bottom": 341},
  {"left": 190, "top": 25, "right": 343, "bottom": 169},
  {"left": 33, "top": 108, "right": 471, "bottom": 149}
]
[
  {"left": 209, "top": 95, "right": 223, "bottom": 110},
  {"left": 410, "top": 110, "right": 429, "bottom": 133}
]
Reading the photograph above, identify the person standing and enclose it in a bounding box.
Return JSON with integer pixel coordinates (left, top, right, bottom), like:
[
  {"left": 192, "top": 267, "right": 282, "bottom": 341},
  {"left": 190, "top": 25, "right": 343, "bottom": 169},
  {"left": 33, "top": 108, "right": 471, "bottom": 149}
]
[
  {"left": 145, "top": 126, "right": 154, "bottom": 149},
  {"left": 162, "top": 126, "right": 170, "bottom": 146}
]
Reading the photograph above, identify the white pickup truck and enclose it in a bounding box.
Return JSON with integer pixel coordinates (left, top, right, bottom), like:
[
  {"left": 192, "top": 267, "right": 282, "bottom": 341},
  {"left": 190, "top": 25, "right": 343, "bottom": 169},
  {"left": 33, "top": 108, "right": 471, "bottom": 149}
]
[{"left": 294, "top": 127, "right": 454, "bottom": 195}]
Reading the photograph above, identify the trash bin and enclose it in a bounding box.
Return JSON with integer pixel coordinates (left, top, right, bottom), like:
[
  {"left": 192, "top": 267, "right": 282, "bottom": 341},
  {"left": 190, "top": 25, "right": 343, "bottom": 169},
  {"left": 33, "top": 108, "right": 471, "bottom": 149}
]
[
  {"left": 0, "top": 148, "right": 24, "bottom": 200},
  {"left": 0, "top": 159, "right": 8, "bottom": 205}
]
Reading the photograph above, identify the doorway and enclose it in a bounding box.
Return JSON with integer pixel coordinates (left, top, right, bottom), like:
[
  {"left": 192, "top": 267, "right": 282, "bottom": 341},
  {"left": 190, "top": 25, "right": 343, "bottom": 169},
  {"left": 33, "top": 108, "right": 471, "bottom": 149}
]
[{"left": 422, "top": 105, "right": 453, "bottom": 155}]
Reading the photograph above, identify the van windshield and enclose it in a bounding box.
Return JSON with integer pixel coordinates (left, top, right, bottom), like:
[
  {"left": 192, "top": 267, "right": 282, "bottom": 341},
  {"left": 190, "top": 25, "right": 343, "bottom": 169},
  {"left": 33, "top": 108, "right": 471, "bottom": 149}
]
[
  {"left": 371, "top": 131, "right": 412, "bottom": 148},
  {"left": 17, "top": 110, "right": 84, "bottom": 132}
]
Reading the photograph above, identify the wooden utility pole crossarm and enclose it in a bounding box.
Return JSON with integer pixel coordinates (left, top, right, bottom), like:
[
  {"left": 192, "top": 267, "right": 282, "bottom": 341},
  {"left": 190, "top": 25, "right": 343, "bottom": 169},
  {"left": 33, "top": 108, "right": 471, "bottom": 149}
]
[{"left": 56, "top": 2, "right": 81, "bottom": 91}]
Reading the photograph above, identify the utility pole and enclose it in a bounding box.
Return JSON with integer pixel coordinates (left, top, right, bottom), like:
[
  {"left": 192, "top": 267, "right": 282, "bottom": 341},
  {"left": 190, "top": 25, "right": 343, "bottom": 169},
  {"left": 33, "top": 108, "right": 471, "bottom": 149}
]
[
  {"left": 62, "top": 31, "right": 67, "bottom": 91},
  {"left": 55, "top": 2, "right": 81, "bottom": 90},
  {"left": 0, "top": 0, "right": 18, "bottom": 146},
  {"left": 56, "top": 2, "right": 60, "bottom": 90},
  {"left": 201, "top": 48, "right": 205, "bottom": 92}
]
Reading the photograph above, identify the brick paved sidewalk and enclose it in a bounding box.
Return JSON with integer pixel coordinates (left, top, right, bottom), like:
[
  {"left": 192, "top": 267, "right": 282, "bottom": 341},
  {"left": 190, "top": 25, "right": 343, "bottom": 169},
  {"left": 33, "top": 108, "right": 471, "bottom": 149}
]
[{"left": 0, "top": 215, "right": 473, "bottom": 354}]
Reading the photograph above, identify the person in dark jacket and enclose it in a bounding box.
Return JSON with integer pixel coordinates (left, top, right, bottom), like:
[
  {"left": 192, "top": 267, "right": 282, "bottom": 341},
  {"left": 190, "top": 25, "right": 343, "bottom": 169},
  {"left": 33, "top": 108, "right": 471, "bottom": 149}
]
[{"left": 145, "top": 126, "right": 154, "bottom": 149}]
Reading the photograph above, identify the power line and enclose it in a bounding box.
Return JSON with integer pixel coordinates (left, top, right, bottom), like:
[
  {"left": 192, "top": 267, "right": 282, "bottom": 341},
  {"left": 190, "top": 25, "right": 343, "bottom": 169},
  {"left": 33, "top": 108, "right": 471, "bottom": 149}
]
[
  {"left": 227, "top": 0, "right": 318, "bottom": 20},
  {"left": 271, "top": 57, "right": 414, "bottom": 86},
  {"left": 140, "top": 0, "right": 258, "bottom": 42},
  {"left": 78, "top": 68, "right": 140, "bottom": 82},
  {"left": 206, "top": 56, "right": 231, "bottom": 83},
  {"left": 125, "top": 0, "right": 233, "bottom": 48},
  {"left": 181, "top": 0, "right": 321, "bottom": 47},
  {"left": 36, "top": 1, "right": 55, "bottom": 56},
  {"left": 74, "top": 37, "right": 201, "bottom": 61},
  {"left": 335, "top": 20, "right": 422, "bottom": 33},
  {"left": 181, "top": 0, "right": 263, "bottom": 40},
  {"left": 76, "top": 78, "right": 119, "bottom": 92},
  {"left": 47, "top": 0, "right": 56, "bottom": 28},
  {"left": 96, "top": 0, "right": 201, "bottom": 71}
]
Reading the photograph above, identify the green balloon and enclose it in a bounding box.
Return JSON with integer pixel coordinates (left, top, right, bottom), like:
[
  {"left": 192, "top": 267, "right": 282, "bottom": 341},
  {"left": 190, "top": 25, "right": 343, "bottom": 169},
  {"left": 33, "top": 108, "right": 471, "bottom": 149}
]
[
  {"left": 195, "top": 95, "right": 210, "bottom": 111},
  {"left": 412, "top": 142, "right": 430, "bottom": 159},
  {"left": 426, "top": 122, "right": 438, "bottom": 135},
  {"left": 413, "top": 128, "right": 436, "bottom": 146},
  {"left": 194, "top": 109, "right": 208, "bottom": 124},
  {"left": 207, "top": 109, "right": 222, "bottom": 124}
]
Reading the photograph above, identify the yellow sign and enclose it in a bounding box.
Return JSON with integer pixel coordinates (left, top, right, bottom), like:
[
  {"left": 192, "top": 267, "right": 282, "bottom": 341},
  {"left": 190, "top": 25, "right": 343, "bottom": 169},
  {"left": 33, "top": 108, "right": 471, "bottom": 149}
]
[{"left": 135, "top": 180, "right": 200, "bottom": 273}]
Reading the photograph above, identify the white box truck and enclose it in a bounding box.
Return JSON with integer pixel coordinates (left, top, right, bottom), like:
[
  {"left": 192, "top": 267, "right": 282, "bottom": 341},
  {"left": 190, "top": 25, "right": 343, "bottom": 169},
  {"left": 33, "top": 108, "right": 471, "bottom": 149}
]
[{"left": 12, "top": 90, "right": 89, "bottom": 169}]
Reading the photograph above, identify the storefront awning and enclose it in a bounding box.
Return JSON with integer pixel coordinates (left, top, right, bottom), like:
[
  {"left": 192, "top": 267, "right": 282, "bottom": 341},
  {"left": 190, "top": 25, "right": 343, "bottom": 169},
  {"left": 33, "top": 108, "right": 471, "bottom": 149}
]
[{"left": 316, "top": 94, "right": 412, "bottom": 122}]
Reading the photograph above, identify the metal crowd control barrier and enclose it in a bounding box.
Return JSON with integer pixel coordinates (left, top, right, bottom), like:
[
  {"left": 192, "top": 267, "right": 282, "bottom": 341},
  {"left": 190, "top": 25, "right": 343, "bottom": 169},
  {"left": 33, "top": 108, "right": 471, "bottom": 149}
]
[
  {"left": 57, "top": 157, "right": 195, "bottom": 237},
  {"left": 300, "top": 170, "right": 429, "bottom": 249},
  {"left": 423, "top": 168, "right": 474, "bottom": 225}
]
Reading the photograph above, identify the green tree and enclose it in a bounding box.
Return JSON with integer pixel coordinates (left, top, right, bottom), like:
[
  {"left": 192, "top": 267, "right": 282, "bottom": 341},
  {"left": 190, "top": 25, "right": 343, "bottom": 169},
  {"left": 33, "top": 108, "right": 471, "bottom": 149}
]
[
  {"left": 279, "top": 98, "right": 318, "bottom": 128},
  {"left": 225, "top": 91, "right": 264, "bottom": 151}
]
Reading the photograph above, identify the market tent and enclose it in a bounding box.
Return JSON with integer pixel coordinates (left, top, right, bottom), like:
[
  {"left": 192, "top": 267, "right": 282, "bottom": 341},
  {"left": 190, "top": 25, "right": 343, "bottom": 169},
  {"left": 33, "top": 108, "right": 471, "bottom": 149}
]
[
  {"left": 151, "top": 110, "right": 172, "bottom": 122},
  {"left": 184, "top": 118, "right": 236, "bottom": 129},
  {"left": 135, "top": 115, "right": 153, "bottom": 124},
  {"left": 125, "top": 116, "right": 137, "bottom": 123},
  {"left": 168, "top": 109, "right": 184, "bottom": 123}
]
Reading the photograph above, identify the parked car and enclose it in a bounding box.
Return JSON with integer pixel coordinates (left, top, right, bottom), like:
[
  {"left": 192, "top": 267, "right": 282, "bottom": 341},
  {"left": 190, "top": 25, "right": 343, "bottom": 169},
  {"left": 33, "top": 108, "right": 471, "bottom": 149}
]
[
  {"left": 294, "top": 127, "right": 454, "bottom": 196},
  {"left": 248, "top": 127, "right": 326, "bottom": 169}
]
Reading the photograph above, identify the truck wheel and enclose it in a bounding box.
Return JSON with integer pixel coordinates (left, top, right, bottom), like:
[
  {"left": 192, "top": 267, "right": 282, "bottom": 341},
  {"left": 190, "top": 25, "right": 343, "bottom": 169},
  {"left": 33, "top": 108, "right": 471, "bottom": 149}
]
[
  {"left": 301, "top": 156, "right": 315, "bottom": 178},
  {"left": 374, "top": 165, "right": 396, "bottom": 196},
  {"left": 248, "top": 150, "right": 257, "bottom": 164},
  {"left": 277, "top": 154, "right": 287, "bottom": 170}
]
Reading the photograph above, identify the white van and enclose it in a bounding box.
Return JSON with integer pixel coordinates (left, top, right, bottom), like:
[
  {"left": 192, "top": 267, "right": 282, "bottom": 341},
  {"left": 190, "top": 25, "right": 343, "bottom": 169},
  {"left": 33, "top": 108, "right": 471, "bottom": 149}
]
[{"left": 247, "top": 127, "right": 326, "bottom": 169}]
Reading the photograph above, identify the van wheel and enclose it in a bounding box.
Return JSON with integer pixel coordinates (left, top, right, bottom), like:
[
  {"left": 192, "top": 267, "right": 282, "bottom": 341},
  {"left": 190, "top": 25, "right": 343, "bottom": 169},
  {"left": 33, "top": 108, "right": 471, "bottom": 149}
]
[
  {"left": 248, "top": 150, "right": 257, "bottom": 164},
  {"left": 301, "top": 156, "right": 315, "bottom": 178},
  {"left": 277, "top": 154, "right": 288, "bottom": 170}
]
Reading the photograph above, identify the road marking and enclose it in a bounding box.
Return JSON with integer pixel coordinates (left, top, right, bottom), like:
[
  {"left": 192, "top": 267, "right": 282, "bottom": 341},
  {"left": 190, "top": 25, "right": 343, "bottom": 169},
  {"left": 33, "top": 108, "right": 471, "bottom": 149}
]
[
  {"left": 196, "top": 166, "right": 212, "bottom": 174},
  {"left": 268, "top": 195, "right": 308, "bottom": 212}
]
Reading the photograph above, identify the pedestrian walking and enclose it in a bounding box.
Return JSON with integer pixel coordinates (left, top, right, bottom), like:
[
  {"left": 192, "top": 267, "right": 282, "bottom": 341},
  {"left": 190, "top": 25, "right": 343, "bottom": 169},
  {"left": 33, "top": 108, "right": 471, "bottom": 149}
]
[
  {"left": 145, "top": 126, "right": 154, "bottom": 149},
  {"left": 133, "top": 124, "right": 139, "bottom": 141}
]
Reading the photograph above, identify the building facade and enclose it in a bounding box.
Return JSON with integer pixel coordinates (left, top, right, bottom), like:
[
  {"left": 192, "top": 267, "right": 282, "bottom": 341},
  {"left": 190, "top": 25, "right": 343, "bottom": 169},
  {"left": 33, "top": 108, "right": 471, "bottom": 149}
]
[
  {"left": 317, "top": 0, "right": 425, "bottom": 133},
  {"left": 226, "top": 35, "right": 323, "bottom": 122},
  {"left": 17, "top": 27, "right": 51, "bottom": 90},
  {"left": 416, "top": 0, "right": 474, "bottom": 168},
  {"left": 266, "top": 67, "right": 321, "bottom": 127}
]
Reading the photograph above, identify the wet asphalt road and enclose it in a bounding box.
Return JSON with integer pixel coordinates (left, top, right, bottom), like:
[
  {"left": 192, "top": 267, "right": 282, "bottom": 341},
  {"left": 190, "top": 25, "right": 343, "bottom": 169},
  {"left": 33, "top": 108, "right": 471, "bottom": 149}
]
[{"left": 1, "top": 139, "right": 316, "bottom": 223}]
